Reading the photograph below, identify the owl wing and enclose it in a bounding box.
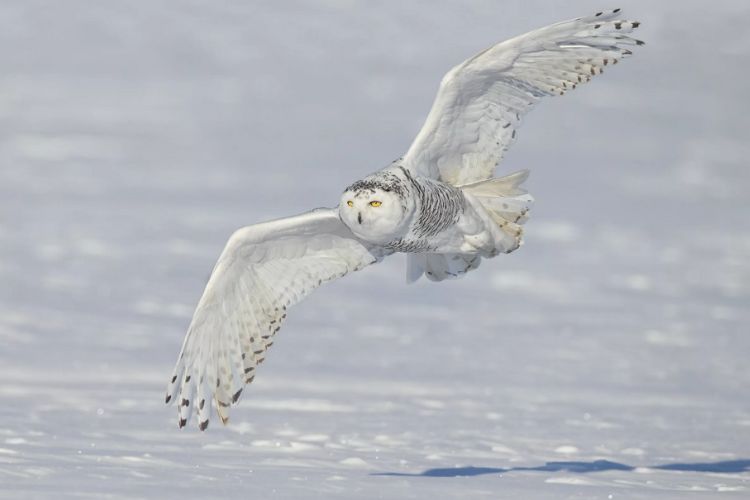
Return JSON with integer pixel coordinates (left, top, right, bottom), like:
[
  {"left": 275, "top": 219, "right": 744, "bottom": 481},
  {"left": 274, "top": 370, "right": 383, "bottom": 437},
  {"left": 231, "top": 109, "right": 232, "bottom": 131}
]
[
  {"left": 401, "top": 8, "right": 643, "bottom": 186},
  {"left": 165, "top": 207, "right": 387, "bottom": 430}
]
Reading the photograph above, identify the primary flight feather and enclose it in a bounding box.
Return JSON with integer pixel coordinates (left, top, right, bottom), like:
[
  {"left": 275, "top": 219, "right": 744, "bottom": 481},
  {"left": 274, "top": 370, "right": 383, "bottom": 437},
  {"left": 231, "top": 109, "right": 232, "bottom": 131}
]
[{"left": 166, "top": 8, "right": 643, "bottom": 430}]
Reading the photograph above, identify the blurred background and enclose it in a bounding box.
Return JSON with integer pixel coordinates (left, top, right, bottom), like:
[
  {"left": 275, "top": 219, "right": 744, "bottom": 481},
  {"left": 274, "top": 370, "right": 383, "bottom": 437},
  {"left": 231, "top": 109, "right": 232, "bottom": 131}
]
[{"left": 0, "top": 1, "right": 748, "bottom": 498}]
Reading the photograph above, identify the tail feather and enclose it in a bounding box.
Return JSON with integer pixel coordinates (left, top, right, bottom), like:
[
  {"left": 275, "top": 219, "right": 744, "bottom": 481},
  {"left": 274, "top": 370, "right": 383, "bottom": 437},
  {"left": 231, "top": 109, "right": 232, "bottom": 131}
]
[
  {"left": 462, "top": 169, "right": 534, "bottom": 252},
  {"left": 459, "top": 169, "right": 529, "bottom": 196}
]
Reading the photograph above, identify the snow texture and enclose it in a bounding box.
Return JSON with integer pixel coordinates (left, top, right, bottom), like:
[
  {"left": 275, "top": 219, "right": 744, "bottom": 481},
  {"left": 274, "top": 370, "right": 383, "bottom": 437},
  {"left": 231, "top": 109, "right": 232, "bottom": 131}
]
[{"left": 0, "top": 1, "right": 749, "bottom": 498}]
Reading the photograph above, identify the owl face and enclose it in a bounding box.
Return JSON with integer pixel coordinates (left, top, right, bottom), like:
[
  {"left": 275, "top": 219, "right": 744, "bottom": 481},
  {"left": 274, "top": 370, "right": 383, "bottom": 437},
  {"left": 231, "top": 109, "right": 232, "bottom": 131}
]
[{"left": 339, "top": 186, "right": 411, "bottom": 244}]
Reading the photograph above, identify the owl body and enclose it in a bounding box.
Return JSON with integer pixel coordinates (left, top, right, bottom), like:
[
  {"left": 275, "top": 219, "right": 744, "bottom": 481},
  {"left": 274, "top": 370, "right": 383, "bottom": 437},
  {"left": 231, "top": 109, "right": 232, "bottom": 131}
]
[{"left": 339, "top": 163, "right": 529, "bottom": 260}]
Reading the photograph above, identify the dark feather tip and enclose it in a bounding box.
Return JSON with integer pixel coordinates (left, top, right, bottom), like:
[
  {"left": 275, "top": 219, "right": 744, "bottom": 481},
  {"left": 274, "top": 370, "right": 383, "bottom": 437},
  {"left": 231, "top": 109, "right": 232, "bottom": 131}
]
[
  {"left": 232, "top": 389, "right": 243, "bottom": 403},
  {"left": 178, "top": 418, "right": 187, "bottom": 429},
  {"left": 165, "top": 394, "right": 171, "bottom": 404},
  {"left": 199, "top": 420, "right": 209, "bottom": 431}
]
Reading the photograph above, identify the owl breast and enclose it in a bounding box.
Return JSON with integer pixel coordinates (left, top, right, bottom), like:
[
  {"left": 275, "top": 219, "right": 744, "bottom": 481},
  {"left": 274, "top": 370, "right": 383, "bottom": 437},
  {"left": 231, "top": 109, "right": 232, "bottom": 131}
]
[{"left": 339, "top": 166, "right": 470, "bottom": 251}]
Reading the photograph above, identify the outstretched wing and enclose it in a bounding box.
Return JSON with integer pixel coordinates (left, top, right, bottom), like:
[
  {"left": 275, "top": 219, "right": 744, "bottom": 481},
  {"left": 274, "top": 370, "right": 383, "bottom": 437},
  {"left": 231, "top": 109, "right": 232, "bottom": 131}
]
[
  {"left": 165, "top": 208, "right": 386, "bottom": 430},
  {"left": 401, "top": 8, "right": 643, "bottom": 186}
]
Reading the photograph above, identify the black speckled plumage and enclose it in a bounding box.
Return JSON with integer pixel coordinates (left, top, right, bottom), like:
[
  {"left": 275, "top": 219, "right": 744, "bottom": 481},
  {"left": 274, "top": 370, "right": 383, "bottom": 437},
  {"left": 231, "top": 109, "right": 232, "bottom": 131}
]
[
  {"left": 344, "top": 161, "right": 466, "bottom": 254},
  {"left": 400, "top": 167, "right": 465, "bottom": 239},
  {"left": 345, "top": 170, "right": 407, "bottom": 199}
]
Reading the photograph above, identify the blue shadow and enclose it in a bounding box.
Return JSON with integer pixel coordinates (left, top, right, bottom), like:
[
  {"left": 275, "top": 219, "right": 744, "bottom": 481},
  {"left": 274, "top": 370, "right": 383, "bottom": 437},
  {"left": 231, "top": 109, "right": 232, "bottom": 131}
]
[{"left": 373, "top": 459, "right": 750, "bottom": 478}]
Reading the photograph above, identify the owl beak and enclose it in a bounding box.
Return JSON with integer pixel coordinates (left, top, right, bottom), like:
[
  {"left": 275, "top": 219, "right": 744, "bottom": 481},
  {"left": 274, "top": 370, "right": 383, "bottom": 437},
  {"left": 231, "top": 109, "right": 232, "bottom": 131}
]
[{"left": 357, "top": 212, "right": 362, "bottom": 224}]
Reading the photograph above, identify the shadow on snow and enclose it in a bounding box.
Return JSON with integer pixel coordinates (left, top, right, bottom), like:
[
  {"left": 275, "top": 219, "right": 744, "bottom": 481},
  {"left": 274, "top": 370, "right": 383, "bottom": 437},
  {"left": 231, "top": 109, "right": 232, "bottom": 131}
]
[{"left": 373, "top": 459, "right": 750, "bottom": 478}]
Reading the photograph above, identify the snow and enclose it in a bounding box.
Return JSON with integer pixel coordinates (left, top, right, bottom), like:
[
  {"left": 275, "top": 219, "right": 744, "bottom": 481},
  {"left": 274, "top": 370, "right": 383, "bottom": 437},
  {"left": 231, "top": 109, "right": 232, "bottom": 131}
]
[{"left": 1, "top": 0, "right": 749, "bottom": 498}]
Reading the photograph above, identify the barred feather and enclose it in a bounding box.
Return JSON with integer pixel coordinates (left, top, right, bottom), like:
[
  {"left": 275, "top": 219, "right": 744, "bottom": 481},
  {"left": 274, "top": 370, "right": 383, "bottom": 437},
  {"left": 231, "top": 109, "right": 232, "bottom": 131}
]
[
  {"left": 166, "top": 209, "right": 383, "bottom": 430},
  {"left": 402, "top": 8, "right": 643, "bottom": 185}
]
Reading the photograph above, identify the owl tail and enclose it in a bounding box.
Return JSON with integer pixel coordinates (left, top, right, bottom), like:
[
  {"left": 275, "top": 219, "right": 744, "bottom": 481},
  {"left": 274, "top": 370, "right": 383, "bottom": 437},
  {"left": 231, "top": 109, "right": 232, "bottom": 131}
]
[
  {"left": 461, "top": 169, "right": 533, "bottom": 223},
  {"left": 461, "top": 169, "right": 534, "bottom": 254}
]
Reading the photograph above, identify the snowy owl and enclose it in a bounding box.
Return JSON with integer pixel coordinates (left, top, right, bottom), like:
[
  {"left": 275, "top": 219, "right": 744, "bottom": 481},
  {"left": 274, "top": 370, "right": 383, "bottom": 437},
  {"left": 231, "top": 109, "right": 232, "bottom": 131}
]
[{"left": 166, "top": 9, "right": 642, "bottom": 430}]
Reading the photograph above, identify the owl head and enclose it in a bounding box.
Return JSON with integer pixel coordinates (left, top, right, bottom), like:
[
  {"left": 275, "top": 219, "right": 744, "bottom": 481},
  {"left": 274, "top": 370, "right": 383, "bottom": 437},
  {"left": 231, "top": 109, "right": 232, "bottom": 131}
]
[{"left": 339, "top": 176, "right": 414, "bottom": 244}]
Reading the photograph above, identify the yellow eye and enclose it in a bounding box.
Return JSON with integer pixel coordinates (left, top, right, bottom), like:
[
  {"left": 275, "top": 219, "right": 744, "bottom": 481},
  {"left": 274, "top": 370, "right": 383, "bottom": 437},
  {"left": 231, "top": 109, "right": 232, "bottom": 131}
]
[
  {"left": 369, "top": 201, "right": 382, "bottom": 207},
  {"left": 346, "top": 200, "right": 353, "bottom": 207}
]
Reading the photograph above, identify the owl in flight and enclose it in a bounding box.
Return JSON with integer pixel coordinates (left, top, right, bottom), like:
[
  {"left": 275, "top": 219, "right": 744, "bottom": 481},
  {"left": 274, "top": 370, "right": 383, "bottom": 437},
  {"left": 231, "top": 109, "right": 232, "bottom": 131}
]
[{"left": 167, "top": 9, "right": 642, "bottom": 430}]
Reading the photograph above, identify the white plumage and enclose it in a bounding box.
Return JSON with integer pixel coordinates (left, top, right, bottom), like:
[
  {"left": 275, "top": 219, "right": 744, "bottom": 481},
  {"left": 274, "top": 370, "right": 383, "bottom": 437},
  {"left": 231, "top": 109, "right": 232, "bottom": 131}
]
[
  {"left": 403, "top": 8, "right": 641, "bottom": 185},
  {"left": 167, "top": 209, "right": 384, "bottom": 429},
  {"left": 166, "top": 8, "right": 643, "bottom": 430}
]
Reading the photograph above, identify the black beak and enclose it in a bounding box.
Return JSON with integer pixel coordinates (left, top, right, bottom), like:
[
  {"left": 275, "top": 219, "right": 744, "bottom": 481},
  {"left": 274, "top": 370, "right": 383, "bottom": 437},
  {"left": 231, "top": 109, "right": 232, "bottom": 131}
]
[{"left": 357, "top": 212, "right": 362, "bottom": 225}]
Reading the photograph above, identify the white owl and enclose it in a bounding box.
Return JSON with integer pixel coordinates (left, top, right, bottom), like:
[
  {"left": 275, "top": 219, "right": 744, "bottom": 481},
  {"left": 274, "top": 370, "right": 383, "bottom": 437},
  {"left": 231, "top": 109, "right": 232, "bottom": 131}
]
[{"left": 166, "top": 9, "right": 642, "bottom": 430}]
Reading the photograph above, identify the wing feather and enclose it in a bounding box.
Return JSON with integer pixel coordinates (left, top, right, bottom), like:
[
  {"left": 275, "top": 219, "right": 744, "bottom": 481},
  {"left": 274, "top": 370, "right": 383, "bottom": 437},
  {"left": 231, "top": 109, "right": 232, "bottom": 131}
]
[
  {"left": 166, "top": 208, "right": 386, "bottom": 430},
  {"left": 401, "top": 8, "right": 643, "bottom": 185}
]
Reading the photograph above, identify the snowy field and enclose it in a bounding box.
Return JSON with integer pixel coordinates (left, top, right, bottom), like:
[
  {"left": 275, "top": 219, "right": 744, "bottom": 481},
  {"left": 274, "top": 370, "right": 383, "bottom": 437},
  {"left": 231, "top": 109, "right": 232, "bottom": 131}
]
[{"left": 1, "top": 1, "right": 749, "bottom": 498}]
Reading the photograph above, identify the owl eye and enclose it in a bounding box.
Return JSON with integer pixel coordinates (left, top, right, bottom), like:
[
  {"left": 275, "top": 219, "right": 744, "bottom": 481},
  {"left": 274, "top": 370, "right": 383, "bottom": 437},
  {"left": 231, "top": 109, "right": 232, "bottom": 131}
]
[
  {"left": 369, "top": 201, "right": 382, "bottom": 207},
  {"left": 346, "top": 200, "right": 353, "bottom": 207}
]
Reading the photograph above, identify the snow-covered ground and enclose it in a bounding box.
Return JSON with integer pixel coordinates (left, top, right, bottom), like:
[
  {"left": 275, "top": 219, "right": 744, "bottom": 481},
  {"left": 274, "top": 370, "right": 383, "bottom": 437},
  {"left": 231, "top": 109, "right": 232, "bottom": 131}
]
[{"left": 1, "top": 1, "right": 748, "bottom": 498}]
